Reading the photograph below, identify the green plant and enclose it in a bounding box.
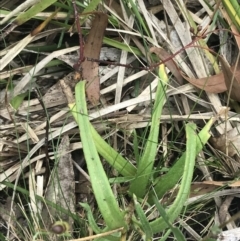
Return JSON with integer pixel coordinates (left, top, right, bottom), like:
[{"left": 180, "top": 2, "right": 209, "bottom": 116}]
[{"left": 68, "top": 64, "right": 214, "bottom": 239}]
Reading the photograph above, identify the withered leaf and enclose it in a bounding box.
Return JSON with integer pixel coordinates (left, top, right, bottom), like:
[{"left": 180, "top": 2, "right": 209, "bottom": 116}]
[
  {"left": 182, "top": 55, "right": 240, "bottom": 98},
  {"left": 182, "top": 71, "right": 227, "bottom": 93},
  {"left": 81, "top": 12, "right": 108, "bottom": 106}
]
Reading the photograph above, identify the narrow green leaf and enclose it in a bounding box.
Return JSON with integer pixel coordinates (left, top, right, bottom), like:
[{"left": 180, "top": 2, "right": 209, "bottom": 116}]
[
  {"left": 133, "top": 194, "right": 152, "bottom": 240},
  {"left": 159, "top": 229, "right": 172, "bottom": 241},
  {"left": 90, "top": 124, "right": 137, "bottom": 177},
  {"left": 80, "top": 202, "right": 102, "bottom": 234},
  {"left": 10, "top": 92, "right": 28, "bottom": 110},
  {"left": 149, "top": 123, "right": 198, "bottom": 233},
  {"left": 127, "top": 0, "right": 150, "bottom": 36},
  {"left": 148, "top": 118, "right": 214, "bottom": 204},
  {"left": 70, "top": 81, "right": 126, "bottom": 230},
  {"left": 229, "top": 0, "right": 240, "bottom": 14},
  {"left": 129, "top": 64, "right": 168, "bottom": 197},
  {"left": 108, "top": 176, "right": 134, "bottom": 184},
  {"left": 103, "top": 37, "right": 142, "bottom": 56}
]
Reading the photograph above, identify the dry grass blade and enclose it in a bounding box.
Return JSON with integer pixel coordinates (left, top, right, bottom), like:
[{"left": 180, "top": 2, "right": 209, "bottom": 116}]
[
  {"left": 0, "top": 46, "right": 79, "bottom": 102},
  {"left": 0, "top": 9, "right": 59, "bottom": 71},
  {"left": 0, "top": 34, "right": 34, "bottom": 72},
  {"left": 161, "top": 0, "right": 207, "bottom": 78},
  {"left": 0, "top": 0, "right": 41, "bottom": 25},
  {"left": 115, "top": 15, "right": 135, "bottom": 105}
]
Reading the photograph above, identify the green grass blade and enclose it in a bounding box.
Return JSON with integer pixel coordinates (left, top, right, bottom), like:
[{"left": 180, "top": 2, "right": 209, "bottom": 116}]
[
  {"left": 14, "top": 0, "right": 58, "bottom": 25},
  {"left": 229, "top": 0, "right": 240, "bottom": 14},
  {"left": 129, "top": 64, "right": 169, "bottom": 198},
  {"left": 103, "top": 37, "right": 143, "bottom": 56},
  {"left": 127, "top": 0, "right": 150, "bottom": 36},
  {"left": 222, "top": 0, "right": 240, "bottom": 32},
  {"left": 70, "top": 81, "right": 126, "bottom": 230}
]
